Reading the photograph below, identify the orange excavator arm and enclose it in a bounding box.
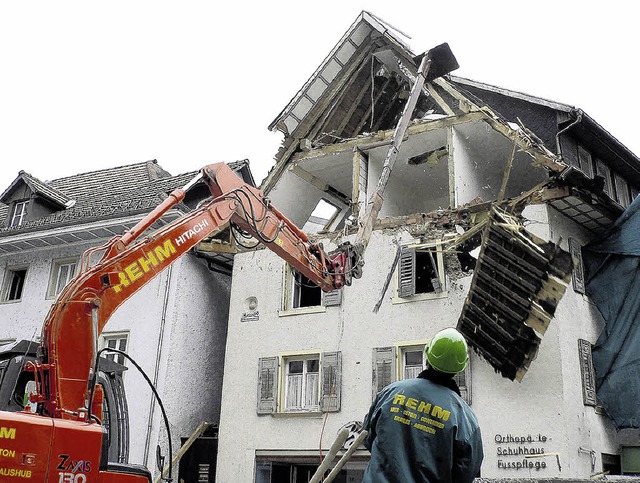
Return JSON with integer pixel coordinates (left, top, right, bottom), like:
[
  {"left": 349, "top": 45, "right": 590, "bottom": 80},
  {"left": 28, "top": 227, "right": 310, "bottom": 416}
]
[{"left": 31, "top": 162, "right": 359, "bottom": 420}]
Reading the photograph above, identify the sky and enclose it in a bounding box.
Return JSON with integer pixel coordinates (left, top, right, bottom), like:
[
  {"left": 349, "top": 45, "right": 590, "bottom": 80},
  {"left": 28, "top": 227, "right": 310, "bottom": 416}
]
[{"left": 1, "top": 1, "right": 638, "bottom": 192}]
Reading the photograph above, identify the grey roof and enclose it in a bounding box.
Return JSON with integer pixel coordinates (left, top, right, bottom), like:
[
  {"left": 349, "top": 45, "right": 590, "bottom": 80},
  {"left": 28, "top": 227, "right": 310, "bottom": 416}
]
[
  {"left": 0, "top": 171, "right": 72, "bottom": 208},
  {"left": 0, "top": 160, "right": 198, "bottom": 236}
]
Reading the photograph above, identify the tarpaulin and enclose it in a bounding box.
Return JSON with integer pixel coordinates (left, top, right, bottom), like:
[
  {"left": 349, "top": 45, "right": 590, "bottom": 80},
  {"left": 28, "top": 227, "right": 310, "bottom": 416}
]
[{"left": 583, "top": 195, "right": 640, "bottom": 429}]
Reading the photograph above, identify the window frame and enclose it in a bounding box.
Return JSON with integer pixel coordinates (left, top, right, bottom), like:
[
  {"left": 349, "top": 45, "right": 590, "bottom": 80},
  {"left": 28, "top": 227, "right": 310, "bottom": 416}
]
[
  {"left": 373, "top": 342, "right": 472, "bottom": 405},
  {"left": 100, "top": 331, "right": 129, "bottom": 366},
  {"left": 279, "top": 264, "right": 341, "bottom": 316},
  {"left": 47, "top": 257, "right": 79, "bottom": 299},
  {"left": 1, "top": 266, "right": 28, "bottom": 303},
  {"left": 9, "top": 200, "right": 29, "bottom": 228},
  {"left": 257, "top": 351, "right": 342, "bottom": 415},
  {"left": 577, "top": 145, "right": 594, "bottom": 178},
  {"left": 393, "top": 240, "right": 447, "bottom": 304},
  {"left": 283, "top": 355, "right": 321, "bottom": 412}
]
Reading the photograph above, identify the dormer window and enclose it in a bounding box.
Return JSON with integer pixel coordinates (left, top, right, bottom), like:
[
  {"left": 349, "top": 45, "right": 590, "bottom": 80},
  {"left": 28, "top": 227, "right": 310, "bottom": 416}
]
[{"left": 10, "top": 201, "right": 29, "bottom": 227}]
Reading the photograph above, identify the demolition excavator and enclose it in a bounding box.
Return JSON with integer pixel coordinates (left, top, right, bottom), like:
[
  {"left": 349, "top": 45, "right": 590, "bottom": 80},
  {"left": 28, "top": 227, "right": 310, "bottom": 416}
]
[
  {"left": 0, "top": 43, "right": 460, "bottom": 482},
  {"left": 0, "top": 162, "right": 362, "bottom": 482}
]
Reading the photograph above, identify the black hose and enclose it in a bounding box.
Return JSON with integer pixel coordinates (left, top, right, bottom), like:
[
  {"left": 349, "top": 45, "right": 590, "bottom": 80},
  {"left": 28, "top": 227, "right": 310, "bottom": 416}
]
[{"left": 88, "top": 348, "right": 173, "bottom": 482}]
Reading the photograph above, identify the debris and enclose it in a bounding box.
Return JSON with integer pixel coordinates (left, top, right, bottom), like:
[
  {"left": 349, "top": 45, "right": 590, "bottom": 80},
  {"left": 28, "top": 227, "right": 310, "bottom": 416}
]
[{"left": 457, "top": 207, "right": 573, "bottom": 381}]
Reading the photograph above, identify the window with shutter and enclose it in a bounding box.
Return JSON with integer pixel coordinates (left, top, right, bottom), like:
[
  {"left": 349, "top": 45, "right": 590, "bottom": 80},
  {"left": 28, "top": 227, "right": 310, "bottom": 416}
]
[
  {"left": 257, "top": 357, "right": 279, "bottom": 414},
  {"left": 395, "top": 242, "right": 446, "bottom": 303},
  {"left": 398, "top": 247, "right": 416, "bottom": 298},
  {"left": 569, "top": 238, "right": 585, "bottom": 295},
  {"left": 372, "top": 347, "right": 396, "bottom": 400}
]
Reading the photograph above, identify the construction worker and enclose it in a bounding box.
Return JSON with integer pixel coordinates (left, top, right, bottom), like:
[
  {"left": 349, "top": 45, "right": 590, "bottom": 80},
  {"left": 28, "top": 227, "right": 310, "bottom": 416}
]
[{"left": 362, "top": 328, "right": 483, "bottom": 482}]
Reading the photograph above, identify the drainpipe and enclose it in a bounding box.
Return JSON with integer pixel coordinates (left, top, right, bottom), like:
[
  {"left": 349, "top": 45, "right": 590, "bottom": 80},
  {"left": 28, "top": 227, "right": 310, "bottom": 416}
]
[
  {"left": 143, "top": 265, "right": 173, "bottom": 466},
  {"left": 555, "top": 109, "right": 583, "bottom": 158}
]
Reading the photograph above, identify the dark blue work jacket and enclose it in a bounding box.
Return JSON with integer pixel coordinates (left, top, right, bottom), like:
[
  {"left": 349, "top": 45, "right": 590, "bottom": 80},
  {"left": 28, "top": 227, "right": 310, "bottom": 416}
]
[{"left": 362, "top": 371, "right": 483, "bottom": 482}]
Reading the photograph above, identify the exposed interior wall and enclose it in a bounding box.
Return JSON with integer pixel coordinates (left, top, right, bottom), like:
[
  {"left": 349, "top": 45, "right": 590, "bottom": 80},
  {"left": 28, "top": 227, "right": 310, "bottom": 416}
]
[
  {"left": 453, "top": 120, "right": 548, "bottom": 207},
  {"left": 268, "top": 168, "right": 348, "bottom": 230}
]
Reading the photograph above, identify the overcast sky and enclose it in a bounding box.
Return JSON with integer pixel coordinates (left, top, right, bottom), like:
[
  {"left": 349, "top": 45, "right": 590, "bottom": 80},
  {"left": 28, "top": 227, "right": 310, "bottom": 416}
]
[{"left": 1, "top": 1, "right": 637, "bottom": 192}]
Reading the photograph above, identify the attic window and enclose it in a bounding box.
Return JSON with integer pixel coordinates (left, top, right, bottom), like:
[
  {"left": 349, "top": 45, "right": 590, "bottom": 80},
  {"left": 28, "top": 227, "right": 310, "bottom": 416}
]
[
  {"left": 10, "top": 201, "right": 28, "bottom": 227},
  {"left": 301, "top": 199, "right": 340, "bottom": 234}
]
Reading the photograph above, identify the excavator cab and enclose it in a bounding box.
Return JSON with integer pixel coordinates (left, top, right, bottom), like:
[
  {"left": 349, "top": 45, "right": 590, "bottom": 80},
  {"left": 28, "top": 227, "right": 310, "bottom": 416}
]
[{"left": 0, "top": 340, "right": 131, "bottom": 464}]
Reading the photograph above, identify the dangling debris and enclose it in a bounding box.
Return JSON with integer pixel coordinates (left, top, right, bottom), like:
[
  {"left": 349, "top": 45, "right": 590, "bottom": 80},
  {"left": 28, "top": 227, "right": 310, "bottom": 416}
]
[{"left": 457, "top": 207, "right": 574, "bottom": 381}]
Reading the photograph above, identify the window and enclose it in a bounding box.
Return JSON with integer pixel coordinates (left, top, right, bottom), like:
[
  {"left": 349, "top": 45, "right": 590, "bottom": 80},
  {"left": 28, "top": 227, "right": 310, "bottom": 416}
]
[
  {"left": 47, "top": 258, "right": 78, "bottom": 298},
  {"left": 595, "top": 159, "right": 614, "bottom": 198},
  {"left": 577, "top": 145, "right": 594, "bottom": 178},
  {"left": 401, "top": 347, "right": 425, "bottom": 379},
  {"left": 614, "top": 173, "right": 632, "bottom": 208},
  {"left": 1, "top": 268, "right": 27, "bottom": 302},
  {"left": 257, "top": 351, "right": 341, "bottom": 414},
  {"left": 395, "top": 242, "right": 446, "bottom": 303},
  {"left": 285, "top": 357, "right": 319, "bottom": 411},
  {"left": 9, "top": 201, "right": 29, "bottom": 228},
  {"left": 101, "top": 332, "right": 128, "bottom": 366},
  {"left": 373, "top": 344, "right": 472, "bottom": 405},
  {"left": 280, "top": 265, "right": 341, "bottom": 315}
]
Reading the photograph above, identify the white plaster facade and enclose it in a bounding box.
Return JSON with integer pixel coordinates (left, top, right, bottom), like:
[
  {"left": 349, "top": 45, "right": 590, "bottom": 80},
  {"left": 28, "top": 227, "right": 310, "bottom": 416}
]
[{"left": 216, "top": 205, "right": 618, "bottom": 481}]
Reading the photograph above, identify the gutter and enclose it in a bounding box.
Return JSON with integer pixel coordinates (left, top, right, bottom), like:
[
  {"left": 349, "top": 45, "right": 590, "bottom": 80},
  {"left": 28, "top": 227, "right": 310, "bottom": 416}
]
[{"left": 143, "top": 265, "right": 173, "bottom": 466}]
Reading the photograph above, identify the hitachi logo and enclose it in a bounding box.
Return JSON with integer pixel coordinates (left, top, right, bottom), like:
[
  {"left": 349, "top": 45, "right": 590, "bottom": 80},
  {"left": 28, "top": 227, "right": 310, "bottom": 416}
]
[
  {"left": 0, "top": 427, "right": 16, "bottom": 439},
  {"left": 174, "top": 219, "right": 209, "bottom": 246},
  {"left": 113, "top": 240, "right": 177, "bottom": 293}
]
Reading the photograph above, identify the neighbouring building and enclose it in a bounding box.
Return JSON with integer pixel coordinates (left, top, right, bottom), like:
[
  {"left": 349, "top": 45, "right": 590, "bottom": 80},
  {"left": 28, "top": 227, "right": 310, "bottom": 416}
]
[
  {"left": 216, "top": 11, "right": 640, "bottom": 481},
  {"left": 0, "top": 159, "right": 254, "bottom": 480}
]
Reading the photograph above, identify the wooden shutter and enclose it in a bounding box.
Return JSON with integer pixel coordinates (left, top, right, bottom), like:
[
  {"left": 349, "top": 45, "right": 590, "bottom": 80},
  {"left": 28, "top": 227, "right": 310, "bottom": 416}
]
[
  {"left": 398, "top": 246, "right": 416, "bottom": 298},
  {"left": 320, "top": 351, "right": 341, "bottom": 412},
  {"left": 454, "top": 364, "right": 472, "bottom": 405},
  {"left": 569, "top": 238, "right": 585, "bottom": 295},
  {"left": 372, "top": 346, "right": 396, "bottom": 400},
  {"left": 322, "top": 289, "right": 342, "bottom": 307},
  {"left": 257, "top": 357, "right": 279, "bottom": 414}
]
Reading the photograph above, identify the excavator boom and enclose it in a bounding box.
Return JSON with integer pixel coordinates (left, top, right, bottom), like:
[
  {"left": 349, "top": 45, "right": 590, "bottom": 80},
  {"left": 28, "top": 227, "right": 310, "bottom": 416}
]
[{"left": 0, "top": 162, "right": 358, "bottom": 482}]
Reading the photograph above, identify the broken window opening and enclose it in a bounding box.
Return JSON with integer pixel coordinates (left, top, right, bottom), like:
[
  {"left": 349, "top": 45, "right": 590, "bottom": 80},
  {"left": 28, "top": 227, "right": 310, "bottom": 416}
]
[
  {"left": 396, "top": 242, "right": 446, "bottom": 302},
  {"left": 301, "top": 199, "right": 340, "bottom": 234},
  {"left": 292, "top": 271, "right": 321, "bottom": 309}
]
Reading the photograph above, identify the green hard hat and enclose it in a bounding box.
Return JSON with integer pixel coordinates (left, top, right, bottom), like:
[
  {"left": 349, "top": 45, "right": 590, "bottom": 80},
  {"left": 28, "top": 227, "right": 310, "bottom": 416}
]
[{"left": 425, "top": 328, "right": 469, "bottom": 374}]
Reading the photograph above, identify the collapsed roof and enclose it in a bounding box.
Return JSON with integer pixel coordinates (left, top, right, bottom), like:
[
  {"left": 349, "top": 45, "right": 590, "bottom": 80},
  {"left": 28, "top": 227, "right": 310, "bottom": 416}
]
[{"left": 258, "top": 11, "right": 640, "bottom": 381}]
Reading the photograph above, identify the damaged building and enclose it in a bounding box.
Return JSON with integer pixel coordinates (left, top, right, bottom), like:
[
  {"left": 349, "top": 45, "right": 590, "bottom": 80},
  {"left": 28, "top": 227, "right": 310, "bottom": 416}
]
[{"left": 214, "top": 11, "right": 640, "bottom": 481}]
